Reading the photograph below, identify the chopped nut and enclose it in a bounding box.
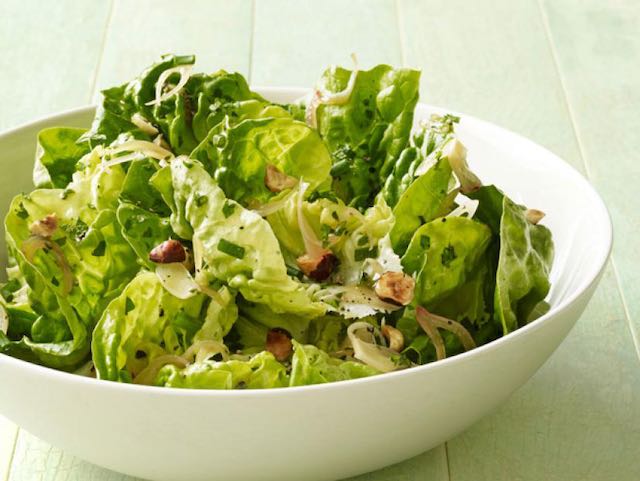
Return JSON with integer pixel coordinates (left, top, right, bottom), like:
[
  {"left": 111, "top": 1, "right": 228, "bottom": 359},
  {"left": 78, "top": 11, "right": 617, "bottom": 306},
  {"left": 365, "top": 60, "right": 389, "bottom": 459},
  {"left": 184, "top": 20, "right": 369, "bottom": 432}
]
[
  {"left": 525, "top": 208, "right": 545, "bottom": 225},
  {"left": 29, "top": 213, "right": 58, "bottom": 238},
  {"left": 266, "top": 328, "right": 293, "bottom": 361},
  {"left": 381, "top": 325, "right": 404, "bottom": 352},
  {"left": 264, "top": 164, "right": 298, "bottom": 193},
  {"left": 296, "top": 249, "right": 338, "bottom": 281},
  {"left": 149, "top": 239, "right": 187, "bottom": 264},
  {"left": 374, "top": 272, "right": 415, "bottom": 306}
]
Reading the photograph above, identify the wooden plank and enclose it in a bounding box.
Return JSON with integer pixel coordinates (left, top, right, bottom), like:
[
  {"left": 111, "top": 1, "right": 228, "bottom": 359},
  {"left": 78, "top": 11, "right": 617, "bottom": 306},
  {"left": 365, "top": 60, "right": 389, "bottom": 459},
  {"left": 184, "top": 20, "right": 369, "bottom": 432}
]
[
  {"left": 399, "top": 0, "right": 640, "bottom": 479},
  {"left": 251, "top": 0, "right": 402, "bottom": 86},
  {"left": 94, "top": 0, "right": 253, "bottom": 97},
  {"left": 0, "top": 0, "right": 113, "bottom": 130},
  {"left": 540, "top": 0, "right": 640, "bottom": 343},
  {"left": 0, "top": 417, "right": 18, "bottom": 481},
  {"left": 345, "top": 447, "right": 449, "bottom": 481},
  {"left": 7, "top": 431, "right": 137, "bottom": 481},
  {"left": 399, "top": 0, "right": 583, "bottom": 171}
]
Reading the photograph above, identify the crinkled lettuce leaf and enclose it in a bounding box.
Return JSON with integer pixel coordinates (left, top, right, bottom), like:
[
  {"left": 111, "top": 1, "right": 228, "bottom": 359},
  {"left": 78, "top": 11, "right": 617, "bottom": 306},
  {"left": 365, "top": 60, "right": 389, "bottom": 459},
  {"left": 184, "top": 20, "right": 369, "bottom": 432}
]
[
  {"left": 33, "top": 127, "right": 90, "bottom": 189},
  {"left": 92, "top": 271, "right": 235, "bottom": 382},
  {"left": 495, "top": 196, "right": 554, "bottom": 333},
  {"left": 168, "top": 157, "right": 327, "bottom": 318},
  {"left": 154, "top": 351, "right": 288, "bottom": 389},
  {"left": 402, "top": 216, "right": 492, "bottom": 307},
  {"left": 381, "top": 114, "right": 459, "bottom": 208},
  {"left": 390, "top": 157, "right": 454, "bottom": 254},
  {"left": 315, "top": 64, "right": 420, "bottom": 207},
  {"left": 289, "top": 341, "right": 379, "bottom": 386}
]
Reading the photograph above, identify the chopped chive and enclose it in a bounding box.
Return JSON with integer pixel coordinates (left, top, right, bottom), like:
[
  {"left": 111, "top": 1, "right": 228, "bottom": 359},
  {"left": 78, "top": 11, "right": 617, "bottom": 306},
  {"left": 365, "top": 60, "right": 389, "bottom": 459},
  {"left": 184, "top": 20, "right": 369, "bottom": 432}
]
[
  {"left": 419, "top": 235, "right": 431, "bottom": 250},
  {"left": 195, "top": 194, "right": 208, "bottom": 207},
  {"left": 357, "top": 235, "right": 369, "bottom": 246},
  {"left": 330, "top": 160, "right": 350, "bottom": 177},
  {"left": 441, "top": 244, "right": 457, "bottom": 267},
  {"left": 125, "top": 297, "right": 136, "bottom": 314},
  {"left": 217, "top": 238, "right": 245, "bottom": 259},
  {"left": 222, "top": 201, "right": 236, "bottom": 218}
]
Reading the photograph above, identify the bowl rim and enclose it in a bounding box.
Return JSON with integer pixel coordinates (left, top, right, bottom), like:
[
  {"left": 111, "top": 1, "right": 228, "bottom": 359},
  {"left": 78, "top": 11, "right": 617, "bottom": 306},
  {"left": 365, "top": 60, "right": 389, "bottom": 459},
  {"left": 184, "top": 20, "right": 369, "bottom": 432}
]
[{"left": 0, "top": 92, "right": 613, "bottom": 398}]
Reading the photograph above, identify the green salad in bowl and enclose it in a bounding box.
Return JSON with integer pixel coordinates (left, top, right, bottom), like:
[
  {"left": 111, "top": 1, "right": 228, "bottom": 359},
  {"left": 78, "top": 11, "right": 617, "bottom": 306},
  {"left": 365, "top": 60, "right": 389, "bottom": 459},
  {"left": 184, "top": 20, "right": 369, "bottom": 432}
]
[{"left": 0, "top": 55, "right": 553, "bottom": 389}]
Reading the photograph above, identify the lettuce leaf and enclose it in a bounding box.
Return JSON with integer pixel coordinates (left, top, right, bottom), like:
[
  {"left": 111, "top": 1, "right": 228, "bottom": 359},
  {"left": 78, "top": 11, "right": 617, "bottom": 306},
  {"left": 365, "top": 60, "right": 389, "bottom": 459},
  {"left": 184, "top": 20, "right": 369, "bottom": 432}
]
[
  {"left": 168, "top": 158, "right": 326, "bottom": 318},
  {"left": 33, "top": 127, "right": 90, "bottom": 188},
  {"left": 154, "top": 351, "right": 289, "bottom": 389},
  {"left": 92, "top": 271, "right": 220, "bottom": 382},
  {"left": 390, "top": 157, "right": 454, "bottom": 254},
  {"left": 495, "top": 196, "right": 554, "bottom": 333},
  {"left": 289, "top": 341, "right": 379, "bottom": 386},
  {"left": 315, "top": 64, "right": 420, "bottom": 207},
  {"left": 402, "top": 216, "right": 492, "bottom": 307}
]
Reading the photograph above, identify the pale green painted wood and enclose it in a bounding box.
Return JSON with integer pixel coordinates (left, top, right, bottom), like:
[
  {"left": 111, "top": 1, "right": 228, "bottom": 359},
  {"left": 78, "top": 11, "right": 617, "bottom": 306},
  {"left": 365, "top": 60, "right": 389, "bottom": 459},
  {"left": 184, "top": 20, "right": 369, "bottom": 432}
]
[
  {"left": 8, "top": 431, "right": 135, "bottom": 481},
  {"left": 0, "top": 417, "right": 18, "bottom": 481},
  {"left": 399, "top": 0, "right": 583, "bottom": 171},
  {"left": 94, "top": 0, "right": 253, "bottom": 96},
  {"left": 251, "top": 0, "right": 402, "bottom": 86},
  {"left": 0, "top": 0, "right": 112, "bottom": 131},
  {"left": 399, "top": 0, "right": 640, "bottom": 479},
  {"left": 540, "top": 0, "right": 640, "bottom": 342}
]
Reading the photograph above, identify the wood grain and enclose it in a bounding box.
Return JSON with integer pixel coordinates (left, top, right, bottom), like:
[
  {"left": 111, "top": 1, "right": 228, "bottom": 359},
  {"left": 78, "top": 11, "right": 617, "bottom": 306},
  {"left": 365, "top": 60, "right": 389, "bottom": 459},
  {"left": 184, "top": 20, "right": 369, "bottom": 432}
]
[
  {"left": 0, "top": 0, "right": 112, "bottom": 130},
  {"left": 251, "top": 0, "right": 402, "bottom": 86},
  {"left": 94, "top": 0, "right": 253, "bottom": 97},
  {"left": 0, "top": 418, "right": 17, "bottom": 481},
  {"left": 541, "top": 0, "right": 640, "bottom": 346}
]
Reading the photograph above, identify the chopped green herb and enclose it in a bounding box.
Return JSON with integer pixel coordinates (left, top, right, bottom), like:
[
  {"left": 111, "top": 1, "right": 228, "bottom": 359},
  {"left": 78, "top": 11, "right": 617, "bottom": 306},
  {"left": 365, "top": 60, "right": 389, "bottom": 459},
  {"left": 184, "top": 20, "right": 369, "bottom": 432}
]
[
  {"left": 441, "top": 244, "right": 457, "bottom": 267},
  {"left": 420, "top": 235, "right": 431, "bottom": 250},
  {"left": 222, "top": 201, "right": 236, "bottom": 218},
  {"left": 217, "top": 238, "right": 245, "bottom": 259},
  {"left": 125, "top": 297, "right": 136, "bottom": 314},
  {"left": 16, "top": 203, "right": 29, "bottom": 219},
  {"left": 195, "top": 195, "right": 208, "bottom": 207},
  {"left": 355, "top": 246, "right": 378, "bottom": 262}
]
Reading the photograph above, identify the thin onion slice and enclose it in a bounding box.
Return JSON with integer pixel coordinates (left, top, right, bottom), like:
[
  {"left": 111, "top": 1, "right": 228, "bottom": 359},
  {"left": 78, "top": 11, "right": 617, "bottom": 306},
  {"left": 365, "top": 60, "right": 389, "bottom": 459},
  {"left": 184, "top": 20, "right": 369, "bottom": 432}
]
[
  {"left": 182, "top": 340, "right": 229, "bottom": 364},
  {"left": 296, "top": 182, "right": 325, "bottom": 259},
  {"left": 347, "top": 321, "right": 399, "bottom": 372},
  {"left": 447, "top": 195, "right": 479, "bottom": 219},
  {"left": 22, "top": 235, "right": 74, "bottom": 295},
  {"left": 155, "top": 263, "right": 200, "bottom": 300},
  {"left": 415, "top": 306, "right": 447, "bottom": 360},
  {"left": 108, "top": 140, "right": 173, "bottom": 160},
  {"left": 442, "top": 139, "right": 482, "bottom": 194},
  {"left": 253, "top": 188, "right": 297, "bottom": 217},
  {"left": 306, "top": 53, "right": 359, "bottom": 128},
  {"left": 145, "top": 65, "right": 193, "bottom": 106},
  {"left": 131, "top": 113, "right": 159, "bottom": 135},
  {"left": 133, "top": 355, "right": 188, "bottom": 385},
  {"left": 419, "top": 307, "right": 477, "bottom": 351}
]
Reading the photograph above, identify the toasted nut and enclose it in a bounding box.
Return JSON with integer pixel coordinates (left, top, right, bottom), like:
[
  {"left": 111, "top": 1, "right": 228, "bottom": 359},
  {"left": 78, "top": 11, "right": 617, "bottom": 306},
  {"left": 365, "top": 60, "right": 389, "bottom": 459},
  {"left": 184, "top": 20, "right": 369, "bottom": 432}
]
[
  {"left": 149, "top": 239, "right": 187, "bottom": 264},
  {"left": 264, "top": 164, "right": 298, "bottom": 193},
  {"left": 29, "top": 213, "right": 58, "bottom": 238},
  {"left": 525, "top": 209, "right": 545, "bottom": 225},
  {"left": 296, "top": 250, "right": 339, "bottom": 282},
  {"left": 266, "top": 328, "right": 293, "bottom": 361},
  {"left": 381, "top": 325, "right": 404, "bottom": 352},
  {"left": 375, "top": 272, "right": 415, "bottom": 306}
]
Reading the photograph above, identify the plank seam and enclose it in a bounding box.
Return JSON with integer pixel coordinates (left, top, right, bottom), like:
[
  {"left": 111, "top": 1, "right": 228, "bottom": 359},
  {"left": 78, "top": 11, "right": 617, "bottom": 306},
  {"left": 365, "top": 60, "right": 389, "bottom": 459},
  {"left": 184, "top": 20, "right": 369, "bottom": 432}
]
[
  {"left": 2, "top": 427, "right": 19, "bottom": 481},
  {"left": 394, "top": 0, "right": 407, "bottom": 66},
  {"left": 88, "top": 0, "right": 116, "bottom": 101},
  {"left": 444, "top": 442, "right": 453, "bottom": 481},
  {"left": 535, "top": 0, "right": 640, "bottom": 361},
  {"left": 247, "top": 0, "right": 256, "bottom": 82}
]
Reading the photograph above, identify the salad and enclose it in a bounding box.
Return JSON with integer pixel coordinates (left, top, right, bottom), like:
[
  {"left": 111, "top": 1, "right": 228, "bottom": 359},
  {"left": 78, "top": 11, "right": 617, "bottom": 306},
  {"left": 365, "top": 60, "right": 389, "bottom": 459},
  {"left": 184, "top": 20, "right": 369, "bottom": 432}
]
[{"left": 0, "top": 55, "right": 554, "bottom": 389}]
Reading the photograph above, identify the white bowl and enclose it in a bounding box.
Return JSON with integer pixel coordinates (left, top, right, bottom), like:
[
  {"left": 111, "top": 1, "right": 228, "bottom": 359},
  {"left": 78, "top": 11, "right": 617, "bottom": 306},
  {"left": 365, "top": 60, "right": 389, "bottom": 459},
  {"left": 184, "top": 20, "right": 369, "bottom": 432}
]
[{"left": 0, "top": 88, "right": 612, "bottom": 481}]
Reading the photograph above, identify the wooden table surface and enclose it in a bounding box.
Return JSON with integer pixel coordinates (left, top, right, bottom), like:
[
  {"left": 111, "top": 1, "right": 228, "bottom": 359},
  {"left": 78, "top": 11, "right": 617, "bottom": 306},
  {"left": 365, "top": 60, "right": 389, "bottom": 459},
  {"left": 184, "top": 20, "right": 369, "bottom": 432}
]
[{"left": 1, "top": 1, "right": 639, "bottom": 480}]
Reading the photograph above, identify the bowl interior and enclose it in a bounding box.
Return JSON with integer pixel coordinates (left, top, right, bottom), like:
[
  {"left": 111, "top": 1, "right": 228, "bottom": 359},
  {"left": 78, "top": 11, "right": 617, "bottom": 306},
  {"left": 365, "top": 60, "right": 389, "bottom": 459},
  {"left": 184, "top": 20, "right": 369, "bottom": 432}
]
[{"left": 0, "top": 88, "right": 611, "bottom": 323}]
